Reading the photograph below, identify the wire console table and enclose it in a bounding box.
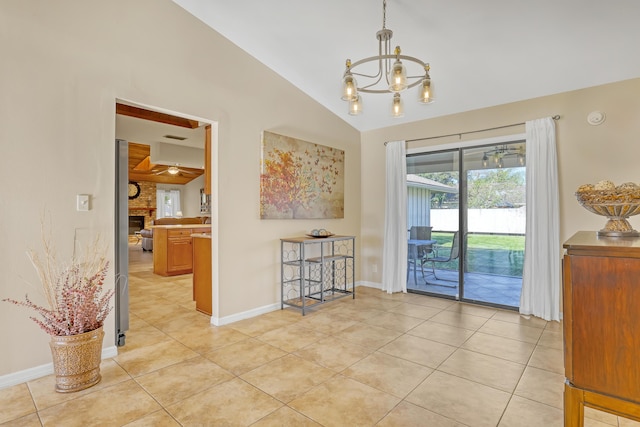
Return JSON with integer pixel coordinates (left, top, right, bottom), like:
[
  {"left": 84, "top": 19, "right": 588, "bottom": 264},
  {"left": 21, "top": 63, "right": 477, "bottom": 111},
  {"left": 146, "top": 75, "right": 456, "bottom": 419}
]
[{"left": 280, "top": 235, "right": 355, "bottom": 315}]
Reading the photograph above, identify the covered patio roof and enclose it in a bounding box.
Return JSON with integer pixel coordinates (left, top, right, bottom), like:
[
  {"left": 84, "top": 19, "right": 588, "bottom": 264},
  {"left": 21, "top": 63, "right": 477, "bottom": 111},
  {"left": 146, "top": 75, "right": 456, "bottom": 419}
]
[{"left": 407, "top": 174, "right": 458, "bottom": 193}]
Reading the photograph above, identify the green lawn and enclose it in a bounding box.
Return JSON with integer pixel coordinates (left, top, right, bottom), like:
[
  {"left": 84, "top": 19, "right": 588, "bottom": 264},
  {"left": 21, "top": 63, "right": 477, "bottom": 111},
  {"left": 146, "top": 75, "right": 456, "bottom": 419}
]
[{"left": 427, "top": 232, "right": 525, "bottom": 276}]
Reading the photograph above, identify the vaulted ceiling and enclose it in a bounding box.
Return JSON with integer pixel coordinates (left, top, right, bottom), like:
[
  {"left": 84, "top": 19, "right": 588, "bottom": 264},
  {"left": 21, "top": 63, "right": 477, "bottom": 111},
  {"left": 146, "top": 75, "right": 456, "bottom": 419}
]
[{"left": 173, "top": 0, "right": 640, "bottom": 132}]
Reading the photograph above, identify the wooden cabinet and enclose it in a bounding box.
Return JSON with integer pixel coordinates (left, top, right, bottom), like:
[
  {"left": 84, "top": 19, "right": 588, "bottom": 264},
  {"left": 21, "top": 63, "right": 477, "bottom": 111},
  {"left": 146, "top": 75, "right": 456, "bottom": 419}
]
[
  {"left": 153, "top": 225, "right": 211, "bottom": 276},
  {"left": 192, "top": 234, "right": 212, "bottom": 315},
  {"left": 563, "top": 231, "right": 640, "bottom": 426}
]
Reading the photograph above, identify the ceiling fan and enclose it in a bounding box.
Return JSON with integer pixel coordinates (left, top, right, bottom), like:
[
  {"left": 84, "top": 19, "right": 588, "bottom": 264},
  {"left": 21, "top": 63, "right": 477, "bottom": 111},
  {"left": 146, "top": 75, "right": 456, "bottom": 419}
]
[{"left": 153, "top": 165, "right": 200, "bottom": 176}]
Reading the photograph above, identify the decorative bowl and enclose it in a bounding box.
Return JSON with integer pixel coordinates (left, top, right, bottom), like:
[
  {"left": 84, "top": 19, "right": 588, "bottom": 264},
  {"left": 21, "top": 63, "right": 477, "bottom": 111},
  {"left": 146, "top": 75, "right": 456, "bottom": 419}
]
[{"left": 575, "top": 189, "right": 640, "bottom": 237}]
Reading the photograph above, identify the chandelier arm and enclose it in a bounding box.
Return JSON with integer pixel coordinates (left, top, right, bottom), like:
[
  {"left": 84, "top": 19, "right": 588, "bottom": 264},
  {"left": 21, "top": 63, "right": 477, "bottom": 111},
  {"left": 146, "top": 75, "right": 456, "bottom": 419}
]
[
  {"left": 346, "top": 54, "right": 428, "bottom": 94},
  {"left": 348, "top": 54, "right": 427, "bottom": 70}
]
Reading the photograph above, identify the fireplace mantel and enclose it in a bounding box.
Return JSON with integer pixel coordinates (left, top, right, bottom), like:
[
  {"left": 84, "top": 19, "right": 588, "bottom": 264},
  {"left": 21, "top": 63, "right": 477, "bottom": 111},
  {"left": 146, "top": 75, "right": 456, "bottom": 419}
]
[{"left": 129, "top": 207, "right": 156, "bottom": 214}]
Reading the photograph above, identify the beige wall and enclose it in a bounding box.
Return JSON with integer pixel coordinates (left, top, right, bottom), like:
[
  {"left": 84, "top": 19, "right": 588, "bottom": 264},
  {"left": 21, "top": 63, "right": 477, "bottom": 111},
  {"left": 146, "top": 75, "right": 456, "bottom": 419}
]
[
  {"left": 361, "top": 78, "right": 640, "bottom": 284},
  {"left": 0, "top": 0, "right": 360, "bottom": 378}
]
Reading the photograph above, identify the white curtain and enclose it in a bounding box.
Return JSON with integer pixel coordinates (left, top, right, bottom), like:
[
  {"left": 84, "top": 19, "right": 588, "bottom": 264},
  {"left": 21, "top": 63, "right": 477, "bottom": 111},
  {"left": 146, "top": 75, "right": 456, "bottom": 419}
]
[
  {"left": 156, "top": 189, "right": 182, "bottom": 218},
  {"left": 382, "top": 140, "right": 408, "bottom": 294},
  {"left": 520, "top": 117, "right": 560, "bottom": 321}
]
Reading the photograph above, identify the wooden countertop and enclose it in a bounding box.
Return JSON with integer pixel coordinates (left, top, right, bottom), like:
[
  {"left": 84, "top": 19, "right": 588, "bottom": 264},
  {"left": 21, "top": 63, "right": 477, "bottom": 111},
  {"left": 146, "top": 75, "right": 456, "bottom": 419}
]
[
  {"left": 564, "top": 230, "right": 640, "bottom": 258},
  {"left": 151, "top": 224, "right": 211, "bottom": 230}
]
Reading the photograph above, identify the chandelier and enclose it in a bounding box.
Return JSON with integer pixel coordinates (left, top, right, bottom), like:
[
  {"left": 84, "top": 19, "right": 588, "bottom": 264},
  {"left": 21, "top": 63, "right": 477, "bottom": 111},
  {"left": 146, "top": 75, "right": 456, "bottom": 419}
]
[
  {"left": 482, "top": 145, "right": 526, "bottom": 168},
  {"left": 341, "top": 0, "right": 433, "bottom": 117}
]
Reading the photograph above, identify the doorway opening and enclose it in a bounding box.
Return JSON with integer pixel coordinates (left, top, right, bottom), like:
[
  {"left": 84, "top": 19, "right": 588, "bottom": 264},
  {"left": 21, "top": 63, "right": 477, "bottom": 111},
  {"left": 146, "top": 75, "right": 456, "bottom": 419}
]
[{"left": 114, "top": 100, "right": 217, "bottom": 346}]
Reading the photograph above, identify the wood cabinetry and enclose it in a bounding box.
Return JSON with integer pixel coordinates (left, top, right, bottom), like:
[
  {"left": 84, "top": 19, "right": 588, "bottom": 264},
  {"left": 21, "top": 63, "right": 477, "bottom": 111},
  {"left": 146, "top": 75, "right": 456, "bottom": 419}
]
[
  {"left": 153, "top": 225, "right": 211, "bottom": 276},
  {"left": 192, "top": 234, "right": 212, "bottom": 315},
  {"left": 563, "top": 231, "right": 640, "bottom": 426}
]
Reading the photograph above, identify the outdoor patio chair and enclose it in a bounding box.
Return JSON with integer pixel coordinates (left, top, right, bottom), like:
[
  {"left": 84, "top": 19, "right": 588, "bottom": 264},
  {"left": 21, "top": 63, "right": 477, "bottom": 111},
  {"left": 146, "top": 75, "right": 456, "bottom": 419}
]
[
  {"left": 426, "top": 231, "right": 460, "bottom": 281},
  {"left": 407, "top": 226, "right": 433, "bottom": 283}
]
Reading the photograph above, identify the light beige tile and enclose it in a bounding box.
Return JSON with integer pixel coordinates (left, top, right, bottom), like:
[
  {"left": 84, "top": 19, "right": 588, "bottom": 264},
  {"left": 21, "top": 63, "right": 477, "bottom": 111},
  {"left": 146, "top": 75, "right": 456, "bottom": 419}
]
[
  {"left": 119, "top": 322, "right": 174, "bottom": 351},
  {"left": 545, "top": 320, "right": 563, "bottom": 332},
  {"left": 584, "top": 407, "right": 618, "bottom": 426},
  {"left": 205, "top": 338, "right": 287, "bottom": 375},
  {"left": 333, "top": 323, "right": 403, "bottom": 350},
  {"left": 478, "top": 318, "right": 544, "bottom": 344},
  {"left": 153, "top": 310, "right": 212, "bottom": 335},
  {"left": 407, "top": 320, "right": 475, "bottom": 346},
  {"left": 28, "top": 358, "right": 131, "bottom": 411},
  {"left": 361, "top": 311, "right": 425, "bottom": 333},
  {"left": 0, "top": 412, "right": 41, "bottom": 427},
  {"left": 377, "top": 401, "right": 466, "bottom": 427},
  {"left": 387, "top": 302, "right": 443, "bottom": 320},
  {"left": 228, "top": 315, "right": 294, "bottom": 337},
  {"left": 430, "top": 310, "right": 490, "bottom": 330},
  {"left": 167, "top": 324, "right": 250, "bottom": 353},
  {"left": 498, "top": 395, "right": 563, "bottom": 426},
  {"left": 439, "top": 348, "right": 526, "bottom": 392},
  {"left": 250, "top": 406, "right": 321, "bottom": 426},
  {"left": 462, "top": 332, "right": 536, "bottom": 364},
  {"left": 289, "top": 376, "right": 400, "bottom": 426},
  {"left": 403, "top": 294, "right": 456, "bottom": 310},
  {"left": 240, "top": 354, "right": 335, "bottom": 403},
  {"left": 537, "top": 329, "right": 563, "bottom": 350},
  {"left": 294, "top": 310, "right": 359, "bottom": 335},
  {"left": 619, "top": 416, "right": 640, "bottom": 426},
  {"left": 514, "top": 366, "right": 564, "bottom": 409},
  {"left": 257, "top": 323, "right": 327, "bottom": 352},
  {"left": 585, "top": 418, "right": 622, "bottom": 427},
  {"left": 407, "top": 371, "right": 511, "bottom": 427},
  {"left": 491, "top": 310, "right": 548, "bottom": 329},
  {"left": 114, "top": 339, "right": 199, "bottom": 377},
  {"left": 343, "top": 352, "right": 432, "bottom": 398},
  {"left": 324, "top": 304, "right": 387, "bottom": 322},
  {"left": 166, "top": 378, "right": 282, "bottom": 426},
  {"left": 135, "top": 356, "right": 233, "bottom": 406},
  {"left": 528, "top": 345, "right": 564, "bottom": 374},
  {"left": 38, "top": 380, "right": 161, "bottom": 427},
  {"left": 123, "top": 409, "right": 181, "bottom": 426},
  {"left": 0, "top": 384, "right": 36, "bottom": 424},
  {"left": 294, "top": 336, "right": 371, "bottom": 372},
  {"left": 379, "top": 334, "right": 456, "bottom": 368},
  {"left": 446, "top": 302, "right": 498, "bottom": 318}
]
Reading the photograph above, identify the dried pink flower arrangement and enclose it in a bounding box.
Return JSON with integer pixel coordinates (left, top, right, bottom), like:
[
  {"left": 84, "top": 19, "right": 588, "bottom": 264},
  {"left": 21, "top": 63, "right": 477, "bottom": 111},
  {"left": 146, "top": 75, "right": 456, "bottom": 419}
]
[{"left": 3, "top": 233, "right": 114, "bottom": 336}]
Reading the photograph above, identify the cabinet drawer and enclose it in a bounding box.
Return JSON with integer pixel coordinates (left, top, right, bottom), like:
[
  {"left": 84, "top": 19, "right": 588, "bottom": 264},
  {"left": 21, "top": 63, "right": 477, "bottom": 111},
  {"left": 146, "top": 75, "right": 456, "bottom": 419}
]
[{"left": 168, "top": 229, "right": 194, "bottom": 237}]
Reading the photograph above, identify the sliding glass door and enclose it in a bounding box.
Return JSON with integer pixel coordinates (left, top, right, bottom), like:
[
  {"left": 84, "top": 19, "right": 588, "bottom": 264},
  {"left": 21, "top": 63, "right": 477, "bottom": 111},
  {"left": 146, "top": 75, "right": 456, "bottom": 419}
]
[
  {"left": 406, "top": 140, "right": 526, "bottom": 309},
  {"left": 406, "top": 150, "right": 460, "bottom": 299}
]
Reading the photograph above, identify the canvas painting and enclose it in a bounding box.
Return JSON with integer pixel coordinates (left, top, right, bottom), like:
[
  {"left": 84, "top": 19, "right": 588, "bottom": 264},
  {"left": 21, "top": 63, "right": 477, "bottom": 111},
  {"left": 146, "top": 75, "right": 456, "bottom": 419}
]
[{"left": 260, "top": 131, "right": 345, "bottom": 219}]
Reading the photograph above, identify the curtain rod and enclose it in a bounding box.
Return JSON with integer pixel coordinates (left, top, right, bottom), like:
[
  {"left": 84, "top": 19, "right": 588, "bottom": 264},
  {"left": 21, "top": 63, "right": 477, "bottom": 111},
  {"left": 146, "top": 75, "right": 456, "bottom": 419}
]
[{"left": 384, "top": 115, "right": 560, "bottom": 145}]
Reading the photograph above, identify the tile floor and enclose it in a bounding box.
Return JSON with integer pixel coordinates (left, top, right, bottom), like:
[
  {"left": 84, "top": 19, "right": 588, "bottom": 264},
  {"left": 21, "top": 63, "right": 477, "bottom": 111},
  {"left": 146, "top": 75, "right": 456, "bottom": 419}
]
[{"left": 1, "top": 245, "right": 639, "bottom": 426}]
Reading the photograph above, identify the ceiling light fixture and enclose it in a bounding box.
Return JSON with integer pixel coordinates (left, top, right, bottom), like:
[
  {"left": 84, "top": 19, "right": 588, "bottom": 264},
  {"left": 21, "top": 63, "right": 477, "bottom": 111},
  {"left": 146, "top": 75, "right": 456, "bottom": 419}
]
[
  {"left": 481, "top": 145, "right": 526, "bottom": 168},
  {"left": 167, "top": 166, "right": 180, "bottom": 175},
  {"left": 341, "top": 0, "right": 434, "bottom": 117}
]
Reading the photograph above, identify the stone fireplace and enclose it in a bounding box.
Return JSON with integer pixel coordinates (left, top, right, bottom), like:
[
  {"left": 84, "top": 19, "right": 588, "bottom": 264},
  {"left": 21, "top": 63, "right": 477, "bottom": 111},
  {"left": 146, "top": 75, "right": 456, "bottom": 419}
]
[{"left": 129, "top": 215, "right": 145, "bottom": 235}]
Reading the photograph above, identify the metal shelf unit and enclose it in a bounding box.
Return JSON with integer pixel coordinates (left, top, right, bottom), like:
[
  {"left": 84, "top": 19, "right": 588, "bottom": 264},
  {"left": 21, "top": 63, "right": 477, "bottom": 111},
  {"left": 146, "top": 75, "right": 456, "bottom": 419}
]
[{"left": 280, "top": 235, "right": 355, "bottom": 315}]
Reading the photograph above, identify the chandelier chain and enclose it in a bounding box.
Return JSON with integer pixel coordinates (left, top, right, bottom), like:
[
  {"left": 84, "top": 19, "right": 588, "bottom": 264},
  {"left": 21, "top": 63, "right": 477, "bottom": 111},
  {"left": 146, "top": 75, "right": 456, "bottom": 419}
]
[{"left": 382, "top": 0, "right": 386, "bottom": 29}]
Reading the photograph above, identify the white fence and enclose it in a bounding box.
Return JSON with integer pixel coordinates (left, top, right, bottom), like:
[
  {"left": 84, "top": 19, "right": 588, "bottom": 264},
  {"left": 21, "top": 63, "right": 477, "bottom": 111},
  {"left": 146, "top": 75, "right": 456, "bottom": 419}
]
[{"left": 429, "top": 207, "right": 526, "bottom": 234}]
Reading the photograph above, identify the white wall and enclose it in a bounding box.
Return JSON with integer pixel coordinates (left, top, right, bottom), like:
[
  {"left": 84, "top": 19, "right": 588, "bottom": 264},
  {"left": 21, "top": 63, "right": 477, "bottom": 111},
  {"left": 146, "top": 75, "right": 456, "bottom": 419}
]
[
  {"left": 360, "top": 78, "right": 640, "bottom": 285},
  {"left": 0, "top": 0, "right": 360, "bottom": 379}
]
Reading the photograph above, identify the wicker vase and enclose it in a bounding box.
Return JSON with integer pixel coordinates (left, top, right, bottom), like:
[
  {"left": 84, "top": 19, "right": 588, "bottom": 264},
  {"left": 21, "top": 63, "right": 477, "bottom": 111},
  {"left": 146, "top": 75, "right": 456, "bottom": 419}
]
[{"left": 49, "top": 326, "right": 104, "bottom": 393}]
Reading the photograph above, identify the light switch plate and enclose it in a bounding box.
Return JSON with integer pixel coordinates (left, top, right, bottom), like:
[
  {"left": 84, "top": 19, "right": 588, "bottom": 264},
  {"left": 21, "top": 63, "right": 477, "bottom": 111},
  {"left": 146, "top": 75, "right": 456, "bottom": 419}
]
[{"left": 77, "top": 194, "right": 90, "bottom": 211}]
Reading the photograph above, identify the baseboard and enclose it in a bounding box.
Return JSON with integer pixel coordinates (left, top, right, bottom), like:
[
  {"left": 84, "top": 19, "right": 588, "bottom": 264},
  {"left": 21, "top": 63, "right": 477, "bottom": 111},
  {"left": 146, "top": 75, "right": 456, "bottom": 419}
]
[
  {"left": 0, "top": 346, "right": 118, "bottom": 390},
  {"left": 357, "top": 281, "right": 382, "bottom": 290},
  {"left": 210, "top": 303, "right": 280, "bottom": 326},
  {"left": 210, "top": 282, "right": 379, "bottom": 326}
]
